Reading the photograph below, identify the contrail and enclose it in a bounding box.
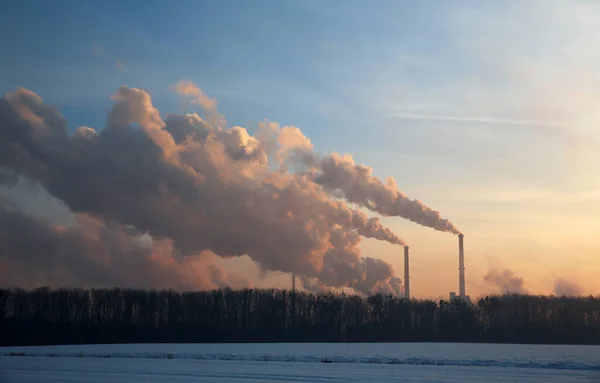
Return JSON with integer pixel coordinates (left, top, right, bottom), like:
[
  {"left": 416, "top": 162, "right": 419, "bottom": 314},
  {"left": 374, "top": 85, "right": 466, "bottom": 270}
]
[{"left": 385, "top": 112, "right": 567, "bottom": 128}]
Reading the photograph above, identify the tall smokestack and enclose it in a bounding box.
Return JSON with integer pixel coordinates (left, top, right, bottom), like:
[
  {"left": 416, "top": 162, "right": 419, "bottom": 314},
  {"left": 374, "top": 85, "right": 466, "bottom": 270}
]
[
  {"left": 292, "top": 272, "right": 296, "bottom": 291},
  {"left": 404, "top": 246, "right": 410, "bottom": 299},
  {"left": 458, "top": 234, "right": 465, "bottom": 299}
]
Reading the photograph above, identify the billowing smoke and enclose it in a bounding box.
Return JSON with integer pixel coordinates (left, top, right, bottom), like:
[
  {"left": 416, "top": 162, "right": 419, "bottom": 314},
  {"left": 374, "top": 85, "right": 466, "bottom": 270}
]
[
  {"left": 484, "top": 268, "right": 528, "bottom": 294},
  {"left": 0, "top": 204, "right": 243, "bottom": 290},
  {"left": 260, "top": 124, "right": 460, "bottom": 234},
  {"left": 299, "top": 277, "right": 336, "bottom": 294},
  {"left": 0, "top": 171, "right": 244, "bottom": 290},
  {"left": 314, "top": 154, "right": 460, "bottom": 234},
  {"left": 0, "top": 81, "right": 453, "bottom": 294},
  {"left": 553, "top": 278, "right": 582, "bottom": 297}
]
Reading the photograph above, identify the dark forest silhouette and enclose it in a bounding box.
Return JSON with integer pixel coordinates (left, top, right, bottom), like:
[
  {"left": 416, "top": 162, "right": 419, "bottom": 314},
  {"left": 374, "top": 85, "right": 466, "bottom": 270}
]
[{"left": 1, "top": 287, "right": 599, "bottom": 346}]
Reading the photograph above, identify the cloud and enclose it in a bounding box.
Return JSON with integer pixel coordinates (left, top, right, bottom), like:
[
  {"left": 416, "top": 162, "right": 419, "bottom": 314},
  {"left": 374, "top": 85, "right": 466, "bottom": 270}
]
[
  {"left": 0, "top": 81, "right": 439, "bottom": 294},
  {"left": 0, "top": 172, "right": 74, "bottom": 225},
  {"left": 384, "top": 112, "right": 566, "bottom": 128},
  {"left": 172, "top": 80, "right": 218, "bottom": 112},
  {"left": 484, "top": 268, "right": 528, "bottom": 294},
  {"left": 0, "top": 203, "right": 241, "bottom": 290},
  {"left": 170, "top": 80, "right": 226, "bottom": 128}
]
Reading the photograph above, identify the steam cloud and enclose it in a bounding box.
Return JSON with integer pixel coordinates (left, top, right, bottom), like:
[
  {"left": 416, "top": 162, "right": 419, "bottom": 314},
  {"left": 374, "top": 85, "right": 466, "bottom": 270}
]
[
  {"left": 0, "top": 81, "right": 457, "bottom": 293},
  {"left": 262, "top": 123, "right": 461, "bottom": 234},
  {"left": 553, "top": 278, "right": 582, "bottom": 297},
  {"left": 484, "top": 268, "right": 528, "bottom": 294},
  {"left": 0, "top": 207, "right": 243, "bottom": 290},
  {"left": 314, "top": 154, "right": 460, "bottom": 234}
]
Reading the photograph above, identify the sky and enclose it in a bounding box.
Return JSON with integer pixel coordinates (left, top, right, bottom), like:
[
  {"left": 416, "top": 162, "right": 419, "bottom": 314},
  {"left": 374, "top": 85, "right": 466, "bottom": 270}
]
[{"left": 1, "top": 0, "right": 599, "bottom": 298}]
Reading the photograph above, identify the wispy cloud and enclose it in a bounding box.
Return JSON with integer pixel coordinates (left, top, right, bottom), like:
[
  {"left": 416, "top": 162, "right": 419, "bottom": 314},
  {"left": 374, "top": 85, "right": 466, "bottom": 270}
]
[
  {"left": 92, "top": 42, "right": 107, "bottom": 58},
  {"left": 116, "top": 59, "right": 126, "bottom": 72},
  {"left": 92, "top": 43, "right": 127, "bottom": 73},
  {"left": 171, "top": 79, "right": 217, "bottom": 111},
  {"left": 385, "top": 112, "right": 567, "bottom": 128}
]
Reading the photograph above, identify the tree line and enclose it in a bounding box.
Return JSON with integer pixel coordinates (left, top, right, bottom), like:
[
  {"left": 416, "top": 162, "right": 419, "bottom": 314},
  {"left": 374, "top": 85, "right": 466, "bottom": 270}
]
[{"left": 1, "top": 287, "right": 599, "bottom": 346}]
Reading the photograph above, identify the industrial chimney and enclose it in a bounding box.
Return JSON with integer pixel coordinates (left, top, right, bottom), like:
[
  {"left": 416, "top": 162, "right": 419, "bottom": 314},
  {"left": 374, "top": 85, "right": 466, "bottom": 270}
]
[
  {"left": 292, "top": 272, "right": 296, "bottom": 292},
  {"left": 404, "top": 246, "right": 410, "bottom": 299},
  {"left": 458, "top": 234, "right": 465, "bottom": 299}
]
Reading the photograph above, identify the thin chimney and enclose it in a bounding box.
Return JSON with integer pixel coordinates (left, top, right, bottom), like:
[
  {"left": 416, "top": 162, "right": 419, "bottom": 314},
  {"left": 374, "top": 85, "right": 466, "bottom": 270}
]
[
  {"left": 404, "top": 246, "right": 410, "bottom": 299},
  {"left": 458, "top": 234, "right": 465, "bottom": 299},
  {"left": 292, "top": 272, "right": 296, "bottom": 292}
]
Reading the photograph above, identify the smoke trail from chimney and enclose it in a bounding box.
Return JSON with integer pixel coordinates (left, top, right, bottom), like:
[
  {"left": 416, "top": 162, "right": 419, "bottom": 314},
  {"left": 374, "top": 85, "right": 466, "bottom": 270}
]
[
  {"left": 261, "top": 124, "right": 460, "bottom": 234},
  {"left": 315, "top": 153, "right": 461, "bottom": 234},
  {"left": 0, "top": 83, "right": 410, "bottom": 294}
]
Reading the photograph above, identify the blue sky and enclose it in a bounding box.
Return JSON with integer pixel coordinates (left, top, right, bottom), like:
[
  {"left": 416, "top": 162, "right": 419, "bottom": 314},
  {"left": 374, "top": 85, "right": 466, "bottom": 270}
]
[{"left": 2, "top": 0, "right": 600, "bottom": 297}]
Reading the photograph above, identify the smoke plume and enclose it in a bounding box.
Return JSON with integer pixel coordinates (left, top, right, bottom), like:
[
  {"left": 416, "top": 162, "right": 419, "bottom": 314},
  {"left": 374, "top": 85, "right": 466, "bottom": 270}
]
[
  {"left": 314, "top": 153, "right": 460, "bottom": 234},
  {"left": 257, "top": 123, "right": 461, "bottom": 234},
  {"left": 0, "top": 205, "right": 243, "bottom": 290},
  {"left": 0, "top": 81, "right": 453, "bottom": 293},
  {"left": 484, "top": 268, "right": 528, "bottom": 294},
  {"left": 553, "top": 278, "right": 582, "bottom": 297}
]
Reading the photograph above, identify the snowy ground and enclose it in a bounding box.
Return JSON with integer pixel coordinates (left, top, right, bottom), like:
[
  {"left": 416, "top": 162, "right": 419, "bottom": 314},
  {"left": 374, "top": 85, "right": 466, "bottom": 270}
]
[{"left": 1, "top": 343, "right": 600, "bottom": 382}]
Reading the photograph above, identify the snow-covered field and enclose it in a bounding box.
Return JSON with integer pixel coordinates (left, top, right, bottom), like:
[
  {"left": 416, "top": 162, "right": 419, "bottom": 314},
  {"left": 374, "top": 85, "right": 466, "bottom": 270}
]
[{"left": 1, "top": 343, "right": 599, "bottom": 382}]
